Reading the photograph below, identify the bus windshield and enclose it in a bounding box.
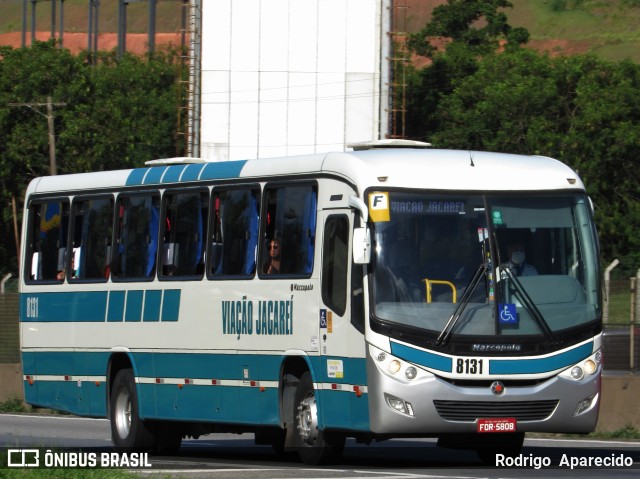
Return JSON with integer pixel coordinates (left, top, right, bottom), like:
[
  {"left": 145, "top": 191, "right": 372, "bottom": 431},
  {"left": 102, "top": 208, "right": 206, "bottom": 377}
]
[{"left": 371, "top": 192, "right": 600, "bottom": 342}]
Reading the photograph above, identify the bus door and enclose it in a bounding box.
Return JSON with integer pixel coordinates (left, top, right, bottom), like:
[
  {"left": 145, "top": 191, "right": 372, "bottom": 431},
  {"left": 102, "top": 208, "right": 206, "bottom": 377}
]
[{"left": 318, "top": 210, "right": 357, "bottom": 428}]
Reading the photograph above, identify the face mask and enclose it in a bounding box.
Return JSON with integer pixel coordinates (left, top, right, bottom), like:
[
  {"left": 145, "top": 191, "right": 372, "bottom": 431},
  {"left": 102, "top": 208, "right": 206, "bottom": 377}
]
[{"left": 511, "top": 251, "right": 525, "bottom": 265}]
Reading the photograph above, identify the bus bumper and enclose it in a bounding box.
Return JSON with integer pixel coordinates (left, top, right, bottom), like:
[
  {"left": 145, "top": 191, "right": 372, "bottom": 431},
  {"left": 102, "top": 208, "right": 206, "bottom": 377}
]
[{"left": 366, "top": 347, "right": 601, "bottom": 435}]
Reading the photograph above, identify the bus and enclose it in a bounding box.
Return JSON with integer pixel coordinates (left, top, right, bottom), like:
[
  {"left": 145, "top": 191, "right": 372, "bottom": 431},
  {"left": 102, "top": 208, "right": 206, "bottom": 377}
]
[{"left": 19, "top": 141, "right": 602, "bottom": 464}]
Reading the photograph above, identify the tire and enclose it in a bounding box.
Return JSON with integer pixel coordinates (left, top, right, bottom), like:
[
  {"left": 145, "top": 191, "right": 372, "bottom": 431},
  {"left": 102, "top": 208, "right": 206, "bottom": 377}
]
[
  {"left": 110, "top": 368, "right": 156, "bottom": 450},
  {"left": 293, "top": 371, "right": 345, "bottom": 465}
]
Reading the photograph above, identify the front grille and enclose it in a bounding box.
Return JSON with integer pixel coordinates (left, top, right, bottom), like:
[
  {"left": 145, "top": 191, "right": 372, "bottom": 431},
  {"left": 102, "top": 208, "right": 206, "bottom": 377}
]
[{"left": 433, "top": 400, "right": 558, "bottom": 422}]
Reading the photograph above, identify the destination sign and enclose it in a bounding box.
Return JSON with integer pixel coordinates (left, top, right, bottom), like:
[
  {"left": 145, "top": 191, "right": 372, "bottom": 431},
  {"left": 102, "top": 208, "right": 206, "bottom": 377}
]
[{"left": 390, "top": 200, "right": 465, "bottom": 215}]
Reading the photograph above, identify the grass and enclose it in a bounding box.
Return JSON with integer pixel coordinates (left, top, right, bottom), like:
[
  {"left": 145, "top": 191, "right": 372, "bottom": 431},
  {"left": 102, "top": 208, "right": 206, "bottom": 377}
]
[
  {"left": 507, "top": 0, "right": 640, "bottom": 62},
  {"left": 606, "top": 281, "right": 634, "bottom": 325},
  {"left": 596, "top": 424, "right": 640, "bottom": 439},
  {"left": 0, "top": 396, "right": 27, "bottom": 413}
]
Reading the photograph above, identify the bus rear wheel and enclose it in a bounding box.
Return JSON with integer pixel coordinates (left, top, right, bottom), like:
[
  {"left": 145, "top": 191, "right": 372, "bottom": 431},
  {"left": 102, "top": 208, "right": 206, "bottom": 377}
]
[
  {"left": 110, "top": 368, "right": 156, "bottom": 450},
  {"left": 293, "top": 372, "right": 344, "bottom": 465}
]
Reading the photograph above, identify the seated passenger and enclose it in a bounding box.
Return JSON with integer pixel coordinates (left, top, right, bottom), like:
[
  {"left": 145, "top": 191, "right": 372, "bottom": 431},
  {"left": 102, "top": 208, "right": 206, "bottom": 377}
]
[{"left": 263, "top": 238, "right": 282, "bottom": 274}]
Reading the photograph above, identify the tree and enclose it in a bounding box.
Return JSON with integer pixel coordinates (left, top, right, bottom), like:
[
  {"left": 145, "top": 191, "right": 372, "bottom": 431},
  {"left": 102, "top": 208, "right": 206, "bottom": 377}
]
[
  {"left": 420, "top": 49, "right": 640, "bottom": 274},
  {"left": 407, "top": 0, "right": 529, "bottom": 59},
  {"left": 404, "top": 0, "right": 529, "bottom": 142},
  {"left": 0, "top": 41, "right": 185, "bottom": 277}
]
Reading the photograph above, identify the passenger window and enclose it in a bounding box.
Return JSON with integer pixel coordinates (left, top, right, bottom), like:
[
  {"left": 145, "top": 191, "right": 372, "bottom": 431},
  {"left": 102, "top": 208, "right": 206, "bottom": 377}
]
[
  {"left": 209, "top": 188, "right": 259, "bottom": 277},
  {"left": 69, "top": 197, "right": 114, "bottom": 281},
  {"left": 321, "top": 215, "right": 349, "bottom": 316},
  {"left": 26, "top": 200, "right": 69, "bottom": 282},
  {"left": 160, "top": 190, "right": 208, "bottom": 278},
  {"left": 261, "top": 184, "right": 317, "bottom": 277},
  {"left": 112, "top": 194, "right": 160, "bottom": 280}
]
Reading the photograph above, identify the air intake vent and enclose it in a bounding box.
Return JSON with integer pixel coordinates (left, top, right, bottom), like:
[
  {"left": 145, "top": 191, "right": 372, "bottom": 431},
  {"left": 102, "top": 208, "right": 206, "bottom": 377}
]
[{"left": 433, "top": 400, "right": 558, "bottom": 422}]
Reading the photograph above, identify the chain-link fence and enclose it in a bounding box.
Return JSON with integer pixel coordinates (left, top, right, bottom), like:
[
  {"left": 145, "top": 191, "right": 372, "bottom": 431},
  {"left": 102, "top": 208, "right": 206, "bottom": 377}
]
[
  {"left": 0, "top": 293, "right": 19, "bottom": 363},
  {"left": 602, "top": 278, "right": 640, "bottom": 372}
]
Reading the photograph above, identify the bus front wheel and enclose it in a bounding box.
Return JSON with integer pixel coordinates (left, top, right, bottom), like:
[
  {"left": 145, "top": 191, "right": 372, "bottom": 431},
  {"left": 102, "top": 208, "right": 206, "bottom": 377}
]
[
  {"left": 293, "top": 371, "right": 344, "bottom": 465},
  {"left": 110, "top": 368, "right": 156, "bottom": 450}
]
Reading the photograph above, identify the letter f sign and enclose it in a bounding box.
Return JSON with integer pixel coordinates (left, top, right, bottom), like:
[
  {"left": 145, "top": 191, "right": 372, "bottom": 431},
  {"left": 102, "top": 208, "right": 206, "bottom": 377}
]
[{"left": 369, "top": 192, "right": 390, "bottom": 222}]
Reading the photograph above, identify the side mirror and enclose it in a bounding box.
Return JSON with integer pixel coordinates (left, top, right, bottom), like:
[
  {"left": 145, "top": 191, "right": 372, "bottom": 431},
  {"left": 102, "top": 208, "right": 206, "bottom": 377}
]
[{"left": 353, "top": 227, "right": 371, "bottom": 264}]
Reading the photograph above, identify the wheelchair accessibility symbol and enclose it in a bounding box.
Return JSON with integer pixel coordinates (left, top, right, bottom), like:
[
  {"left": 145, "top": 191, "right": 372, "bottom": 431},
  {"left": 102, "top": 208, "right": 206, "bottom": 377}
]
[{"left": 499, "top": 303, "right": 518, "bottom": 325}]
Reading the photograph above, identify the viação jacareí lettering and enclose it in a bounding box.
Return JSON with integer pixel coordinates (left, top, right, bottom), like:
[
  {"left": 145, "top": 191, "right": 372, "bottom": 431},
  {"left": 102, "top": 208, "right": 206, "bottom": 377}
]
[{"left": 222, "top": 296, "right": 293, "bottom": 339}]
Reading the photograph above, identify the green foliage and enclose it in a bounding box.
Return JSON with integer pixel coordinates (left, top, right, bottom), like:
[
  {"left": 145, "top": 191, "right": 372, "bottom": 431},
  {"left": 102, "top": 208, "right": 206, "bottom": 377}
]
[
  {"left": 405, "top": 5, "right": 640, "bottom": 276},
  {"left": 0, "top": 396, "right": 27, "bottom": 413},
  {"left": 596, "top": 424, "right": 640, "bottom": 439},
  {"left": 0, "top": 41, "right": 185, "bottom": 277},
  {"left": 407, "top": 0, "right": 528, "bottom": 59}
]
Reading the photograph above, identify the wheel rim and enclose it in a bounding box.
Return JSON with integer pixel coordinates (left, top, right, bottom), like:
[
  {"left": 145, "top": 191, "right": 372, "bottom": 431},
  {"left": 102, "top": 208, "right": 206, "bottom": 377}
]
[
  {"left": 296, "top": 392, "right": 319, "bottom": 446},
  {"left": 114, "top": 388, "right": 132, "bottom": 439}
]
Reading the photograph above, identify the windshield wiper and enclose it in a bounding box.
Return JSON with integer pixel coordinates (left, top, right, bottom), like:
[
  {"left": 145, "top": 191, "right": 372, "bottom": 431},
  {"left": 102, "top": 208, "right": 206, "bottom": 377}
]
[
  {"left": 436, "top": 262, "right": 487, "bottom": 346},
  {"left": 501, "top": 266, "right": 554, "bottom": 341}
]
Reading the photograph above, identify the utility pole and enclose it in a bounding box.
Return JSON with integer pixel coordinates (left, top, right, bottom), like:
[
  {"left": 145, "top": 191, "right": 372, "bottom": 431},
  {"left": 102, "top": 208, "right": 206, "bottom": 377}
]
[{"left": 8, "top": 96, "right": 67, "bottom": 176}]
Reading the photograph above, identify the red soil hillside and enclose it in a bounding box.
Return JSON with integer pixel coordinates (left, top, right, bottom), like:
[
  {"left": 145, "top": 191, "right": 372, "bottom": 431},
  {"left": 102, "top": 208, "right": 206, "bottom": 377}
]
[{"left": 0, "top": 31, "right": 182, "bottom": 55}]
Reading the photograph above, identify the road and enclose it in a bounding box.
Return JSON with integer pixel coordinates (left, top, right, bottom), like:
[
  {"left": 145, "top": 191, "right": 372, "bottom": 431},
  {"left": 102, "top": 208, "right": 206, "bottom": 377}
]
[{"left": 1, "top": 414, "right": 640, "bottom": 478}]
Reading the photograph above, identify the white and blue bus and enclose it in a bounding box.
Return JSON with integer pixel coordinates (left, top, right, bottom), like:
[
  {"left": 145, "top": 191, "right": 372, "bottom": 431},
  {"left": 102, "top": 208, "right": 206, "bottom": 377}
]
[{"left": 20, "top": 141, "right": 602, "bottom": 464}]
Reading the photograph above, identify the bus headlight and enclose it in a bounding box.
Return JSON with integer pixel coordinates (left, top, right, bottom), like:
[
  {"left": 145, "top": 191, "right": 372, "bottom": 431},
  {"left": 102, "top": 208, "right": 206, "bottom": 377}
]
[
  {"left": 584, "top": 359, "right": 597, "bottom": 375},
  {"left": 570, "top": 366, "right": 584, "bottom": 380},
  {"left": 574, "top": 393, "right": 597, "bottom": 416},
  {"left": 370, "top": 345, "right": 430, "bottom": 383},
  {"left": 388, "top": 360, "right": 401, "bottom": 374},
  {"left": 560, "top": 350, "right": 601, "bottom": 381},
  {"left": 384, "top": 393, "right": 415, "bottom": 417},
  {"left": 405, "top": 366, "right": 417, "bottom": 380}
]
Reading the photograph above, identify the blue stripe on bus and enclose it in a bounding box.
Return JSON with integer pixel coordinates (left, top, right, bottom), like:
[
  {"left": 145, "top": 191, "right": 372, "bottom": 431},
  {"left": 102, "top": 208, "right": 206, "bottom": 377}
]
[
  {"left": 199, "top": 160, "right": 247, "bottom": 180},
  {"left": 125, "top": 168, "right": 150, "bottom": 186},
  {"left": 143, "top": 166, "right": 167, "bottom": 184},
  {"left": 162, "top": 165, "right": 187, "bottom": 183},
  {"left": 390, "top": 341, "right": 453, "bottom": 373},
  {"left": 21, "top": 291, "right": 108, "bottom": 322},
  {"left": 21, "top": 290, "right": 181, "bottom": 323},
  {"left": 21, "top": 350, "right": 370, "bottom": 430},
  {"left": 107, "top": 291, "right": 125, "bottom": 322},
  {"left": 181, "top": 164, "right": 205, "bottom": 182},
  {"left": 161, "top": 289, "right": 180, "bottom": 321},
  {"left": 489, "top": 342, "right": 593, "bottom": 375},
  {"left": 143, "top": 290, "right": 162, "bottom": 322},
  {"left": 125, "top": 161, "right": 248, "bottom": 186},
  {"left": 125, "top": 290, "right": 144, "bottom": 322},
  {"left": 391, "top": 340, "right": 594, "bottom": 375}
]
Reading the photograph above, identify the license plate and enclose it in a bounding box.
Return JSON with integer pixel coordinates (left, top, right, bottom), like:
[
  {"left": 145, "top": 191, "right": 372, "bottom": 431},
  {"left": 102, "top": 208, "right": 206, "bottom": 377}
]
[{"left": 477, "top": 417, "right": 517, "bottom": 433}]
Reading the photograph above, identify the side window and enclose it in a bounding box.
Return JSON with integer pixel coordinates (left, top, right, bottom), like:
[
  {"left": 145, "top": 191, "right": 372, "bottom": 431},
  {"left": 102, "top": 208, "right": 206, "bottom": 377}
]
[
  {"left": 69, "top": 197, "right": 114, "bottom": 281},
  {"left": 160, "top": 189, "right": 208, "bottom": 278},
  {"left": 261, "top": 184, "right": 317, "bottom": 277},
  {"left": 25, "top": 199, "right": 69, "bottom": 282},
  {"left": 321, "top": 215, "right": 349, "bottom": 316},
  {"left": 113, "top": 193, "right": 160, "bottom": 280},
  {"left": 209, "top": 188, "right": 259, "bottom": 277}
]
